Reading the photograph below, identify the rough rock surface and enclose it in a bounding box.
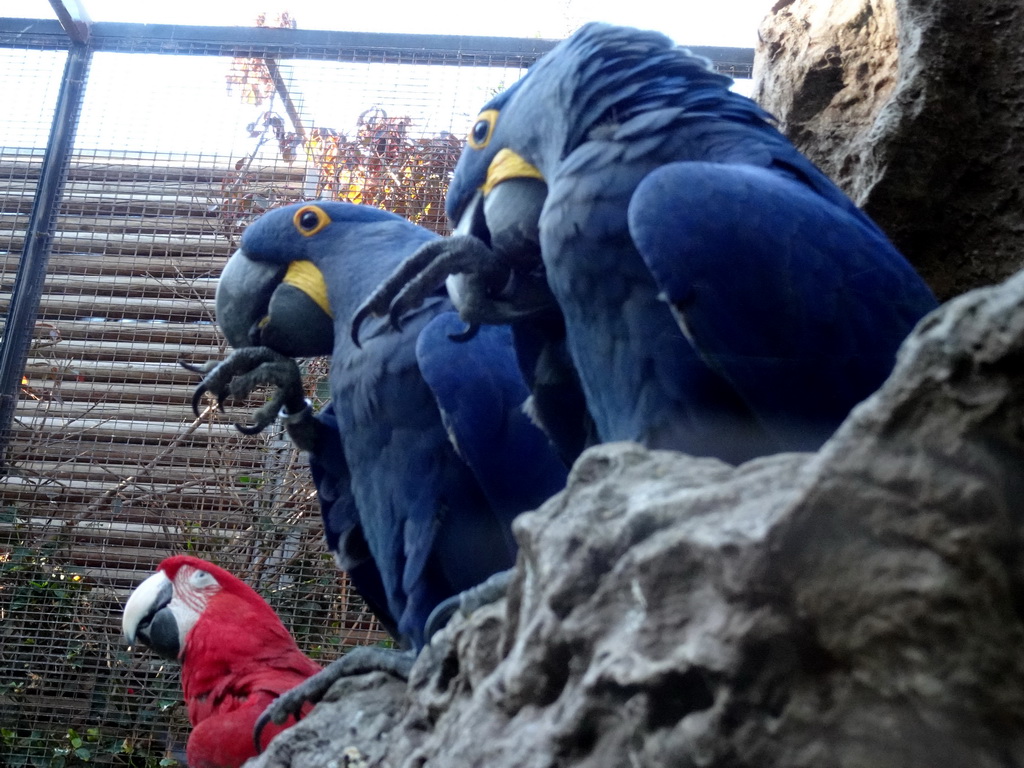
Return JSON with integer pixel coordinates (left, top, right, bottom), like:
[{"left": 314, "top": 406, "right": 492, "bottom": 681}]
[
  {"left": 754, "top": 0, "right": 1024, "bottom": 299},
  {"left": 250, "top": 265, "right": 1024, "bottom": 767}
]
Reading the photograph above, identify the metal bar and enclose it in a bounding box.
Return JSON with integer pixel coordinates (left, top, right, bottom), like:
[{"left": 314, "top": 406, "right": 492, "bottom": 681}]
[
  {"left": 0, "top": 18, "right": 756, "bottom": 76},
  {"left": 0, "top": 43, "right": 91, "bottom": 456},
  {"left": 47, "top": 0, "right": 92, "bottom": 43},
  {"left": 266, "top": 58, "right": 307, "bottom": 140},
  {"left": 0, "top": 18, "right": 559, "bottom": 65}
]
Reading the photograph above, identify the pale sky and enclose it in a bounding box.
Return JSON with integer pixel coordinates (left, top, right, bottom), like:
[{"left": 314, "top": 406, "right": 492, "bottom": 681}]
[
  {"left": 4, "top": 1, "right": 772, "bottom": 156},
  {"left": 15, "top": 0, "right": 775, "bottom": 48}
]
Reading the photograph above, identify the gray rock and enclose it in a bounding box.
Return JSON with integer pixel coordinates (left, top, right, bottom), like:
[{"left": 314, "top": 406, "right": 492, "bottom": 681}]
[
  {"left": 250, "top": 267, "right": 1024, "bottom": 767},
  {"left": 754, "top": 0, "right": 1024, "bottom": 299}
]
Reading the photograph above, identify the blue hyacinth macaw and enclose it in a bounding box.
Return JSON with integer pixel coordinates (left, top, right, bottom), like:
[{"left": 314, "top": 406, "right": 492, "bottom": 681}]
[
  {"left": 354, "top": 22, "right": 939, "bottom": 464},
  {"left": 185, "top": 201, "right": 567, "bottom": 737}
]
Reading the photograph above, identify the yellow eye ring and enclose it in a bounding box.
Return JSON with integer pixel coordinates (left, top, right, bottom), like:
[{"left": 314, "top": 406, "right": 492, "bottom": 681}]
[
  {"left": 292, "top": 205, "right": 331, "bottom": 237},
  {"left": 467, "top": 109, "right": 499, "bottom": 150}
]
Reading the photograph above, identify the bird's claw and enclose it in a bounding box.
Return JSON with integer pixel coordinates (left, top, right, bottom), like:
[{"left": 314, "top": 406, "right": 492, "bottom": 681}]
[
  {"left": 180, "top": 361, "right": 224, "bottom": 416},
  {"left": 446, "top": 322, "right": 480, "bottom": 342},
  {"left": 252, "top": 678, "right": 323, "bottom": 755},
  {"left": 350, "top": 235, "right": 510, "bottom": 347},
  {"left": 180, "top": 348, "right": 305, "bottom": 435},
  {"left": 178, "top": 359, "right": 217, "bottom": 376},
  {"left": 350, "top": 238, "right": 457, "bottom": 346},
  {"left": 423, "top": 568, "right": 515, "bottom": 640},
  {"left": 189, "top": 381, "right": 216, "bottom": 416},
  {"left": 253, "top": 646, "right": 415, "bottom": 754}
]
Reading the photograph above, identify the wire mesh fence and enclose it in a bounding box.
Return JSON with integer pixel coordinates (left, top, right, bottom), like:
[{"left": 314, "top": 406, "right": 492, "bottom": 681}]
[
  {"left": 0, "top": 17, "right": 754, "bottom": 767},
  {"left": 0, "top": 23, "right": 542, "bottom": 768}
]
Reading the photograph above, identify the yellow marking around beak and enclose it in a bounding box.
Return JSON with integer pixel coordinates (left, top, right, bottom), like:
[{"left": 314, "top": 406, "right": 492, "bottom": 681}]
[
  {"left": 283, "top": 260, "right": 333, "bottom": 317},
  {"left": 481, "top": 148, "right": 544, "bottom": 196}
]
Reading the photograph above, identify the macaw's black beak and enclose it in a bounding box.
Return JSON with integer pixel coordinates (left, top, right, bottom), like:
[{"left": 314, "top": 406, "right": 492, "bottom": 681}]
[
  {"left": 258, "top": 281, "right": 335, "bottom": 356},
  {"left": 445, "top": 178, "right": 556, "bottom": 325},
  {"left": 481, "top": 176, "right": 547, "bottom": 271},
  {"left": 216, "top": 249, "right": 335, "bottom": 357}
]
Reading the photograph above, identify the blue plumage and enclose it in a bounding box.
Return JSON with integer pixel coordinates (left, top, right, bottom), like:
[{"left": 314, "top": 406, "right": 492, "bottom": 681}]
[
  {"left": 415, "top": 312, "right": 567, "bottom": 526},
  {"left": 628, "top": 162, "right": 933, "bottom": 451},
  {"left": 362, "top": 22, "right": 939, "bottom": 463},
  {"left": 304, "top": 403, "right": 400, "bottom": 641},
  {"left": 207, "top": 201, "right": 567, "bottom": 650}
]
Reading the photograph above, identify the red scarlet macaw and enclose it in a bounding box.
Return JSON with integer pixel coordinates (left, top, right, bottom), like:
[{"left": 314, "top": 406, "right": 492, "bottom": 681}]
[{"left": 122, "top": 555, "right": 322, "bottom": 768}]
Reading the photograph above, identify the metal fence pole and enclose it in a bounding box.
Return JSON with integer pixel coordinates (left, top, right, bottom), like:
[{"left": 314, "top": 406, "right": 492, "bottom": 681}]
[{"left": 0, "top": 43, "right": 91, "bottom": 457}]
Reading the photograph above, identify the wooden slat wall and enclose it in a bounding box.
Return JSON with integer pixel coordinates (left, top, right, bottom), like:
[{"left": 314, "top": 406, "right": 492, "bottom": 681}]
[
  {"left": 0, "top": 147, "right": 381, "bottom": 590},
  {"left": 3, "top": 148, "right": 264, "bottom": 533}
]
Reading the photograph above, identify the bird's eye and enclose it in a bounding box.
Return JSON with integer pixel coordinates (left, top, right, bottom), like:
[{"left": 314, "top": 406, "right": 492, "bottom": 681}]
[
  {"left": 467, "top": 110, "right": 499, "bottom": 150},
  {"left": 190, "top": 569, "right": 216, "bottom": 588},
  {"left": 471, "top": 120, "right": 490, "bottom": 144},
  {"left": 292, "top": 205, "right": 331, "bottom": 237}
]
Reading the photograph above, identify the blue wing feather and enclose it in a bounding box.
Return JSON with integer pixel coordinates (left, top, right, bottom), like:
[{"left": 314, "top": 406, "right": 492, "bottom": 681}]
[
  {"left": 415, "top": 311, "right": 568, "bottom": 527},
  {"left": 509, "top": 312, "right": 596, "bottom": 466},
  {"left": 628, "top": 162, "right": 938, "bottom": 450}
]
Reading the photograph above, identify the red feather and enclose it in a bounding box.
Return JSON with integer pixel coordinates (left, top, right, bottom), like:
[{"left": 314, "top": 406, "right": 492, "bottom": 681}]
[{"left": 157, "top": 555, "right": 322, "bottom": 768}]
